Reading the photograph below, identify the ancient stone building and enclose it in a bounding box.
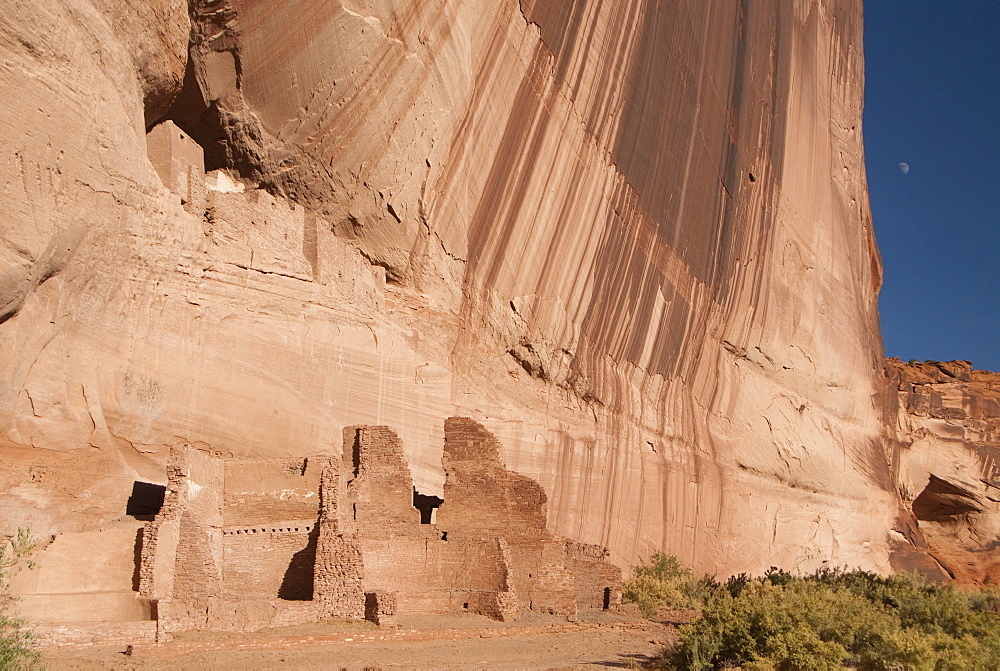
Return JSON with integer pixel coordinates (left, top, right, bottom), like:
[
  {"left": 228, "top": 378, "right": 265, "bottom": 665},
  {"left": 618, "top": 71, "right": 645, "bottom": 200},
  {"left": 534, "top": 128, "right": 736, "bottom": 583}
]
[{"left": 137, "top": 417, "right": 622, "bottom": 634}]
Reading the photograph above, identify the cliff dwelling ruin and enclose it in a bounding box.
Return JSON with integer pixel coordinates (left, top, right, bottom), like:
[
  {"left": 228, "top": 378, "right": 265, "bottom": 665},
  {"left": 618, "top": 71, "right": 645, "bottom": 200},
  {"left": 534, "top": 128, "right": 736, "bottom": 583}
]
[
  {"left": 3, "top": 1, "right": 999, "bottom": 657},
  {"left": 136, "top": 417, "right": 621, "bottom": 636}
]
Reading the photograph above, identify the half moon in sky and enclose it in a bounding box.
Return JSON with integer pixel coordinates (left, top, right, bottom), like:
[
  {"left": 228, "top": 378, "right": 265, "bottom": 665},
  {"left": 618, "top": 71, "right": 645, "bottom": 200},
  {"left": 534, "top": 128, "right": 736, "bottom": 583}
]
[{"left": 898, "top": 162, "right": 910, "bottom": 174}]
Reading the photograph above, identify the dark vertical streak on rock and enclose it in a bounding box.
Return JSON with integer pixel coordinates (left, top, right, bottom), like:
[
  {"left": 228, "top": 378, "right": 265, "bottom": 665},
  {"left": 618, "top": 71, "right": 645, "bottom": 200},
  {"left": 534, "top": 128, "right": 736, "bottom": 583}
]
[{"left": 465, "top": 44, "right": 553, "bottom": 290}]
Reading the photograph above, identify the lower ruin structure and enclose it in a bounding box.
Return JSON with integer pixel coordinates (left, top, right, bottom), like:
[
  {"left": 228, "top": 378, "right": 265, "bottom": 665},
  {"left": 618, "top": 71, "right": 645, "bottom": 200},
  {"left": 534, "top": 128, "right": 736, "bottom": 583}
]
[{"left": 137, "top": 417, "right": 622, "bottom": 635}]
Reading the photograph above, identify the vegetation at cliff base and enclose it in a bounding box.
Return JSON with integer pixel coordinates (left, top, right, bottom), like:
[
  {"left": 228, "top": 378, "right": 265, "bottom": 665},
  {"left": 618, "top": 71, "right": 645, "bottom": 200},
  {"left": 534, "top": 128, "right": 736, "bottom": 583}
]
[
  {"left": 0, "top": 528, "right": 39, "bottom": 670},
  {"left": 624, "top": 552, "right": 1000, "bottom": 669}
]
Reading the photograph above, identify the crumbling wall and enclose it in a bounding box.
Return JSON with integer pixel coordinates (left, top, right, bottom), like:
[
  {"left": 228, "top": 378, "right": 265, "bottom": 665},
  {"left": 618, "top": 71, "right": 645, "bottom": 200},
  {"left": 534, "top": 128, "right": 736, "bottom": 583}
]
[
  {"left": 342, "top": 426, "right": 422, "bottom": 533},
  {"left": 139, "top": 445, "right": 222, "bottom": 603},
  {"left": 531, "top": 540, "right": 578, "bottom": 616},
  {"left": 568, "top": 542, "right": 622, "bottom": 612},
  {"left": 222, "top": 458, "right": 322, "bottom": 526},
  {"left": 222, "top": 526, "right": 316, "bottom": 600},
  {"left": 138, "top": 418, "right": 622, "bottom": 631},
  {"left": 312, "top": 458, "right": 365, "bottom": 619},
  {"left": 437, "top": 417, "right": 548, "bottom": 540}
]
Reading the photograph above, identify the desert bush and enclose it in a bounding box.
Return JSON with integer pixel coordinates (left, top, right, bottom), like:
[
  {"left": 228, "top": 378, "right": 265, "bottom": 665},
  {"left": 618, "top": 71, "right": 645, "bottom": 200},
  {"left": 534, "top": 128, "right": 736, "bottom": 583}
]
[
  {"left": 631, "top": 555, "right": 1000, "bottom": 670},
  {"left": 623, "top": 552, "right": 716, "bottom": 617},
  {"left": 0, "top": 528, "right": 39, "bottom": 670}
]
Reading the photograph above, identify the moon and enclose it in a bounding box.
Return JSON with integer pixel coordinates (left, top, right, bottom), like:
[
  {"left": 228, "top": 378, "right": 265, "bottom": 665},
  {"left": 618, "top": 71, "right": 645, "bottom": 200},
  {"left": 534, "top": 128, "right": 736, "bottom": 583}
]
[{"left": 898, "top": 162, "right": 910, "bottom": 174}]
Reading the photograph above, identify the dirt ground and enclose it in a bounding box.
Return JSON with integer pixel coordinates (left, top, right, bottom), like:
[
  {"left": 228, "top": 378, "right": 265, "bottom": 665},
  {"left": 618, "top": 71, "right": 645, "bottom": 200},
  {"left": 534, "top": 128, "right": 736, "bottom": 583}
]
[{"left": 44, "top": 612, "right": 676, "bottom": 669}]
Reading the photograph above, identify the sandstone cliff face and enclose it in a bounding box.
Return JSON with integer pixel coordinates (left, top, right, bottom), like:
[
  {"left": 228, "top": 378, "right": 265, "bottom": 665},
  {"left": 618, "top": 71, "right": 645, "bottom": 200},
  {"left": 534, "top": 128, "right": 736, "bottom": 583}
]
[
  {"left": 2, "top": 0, "right": 897, "bottom": 611},
  {"left": 887, "top": 359, "right": 1000, "bottom": 584}
]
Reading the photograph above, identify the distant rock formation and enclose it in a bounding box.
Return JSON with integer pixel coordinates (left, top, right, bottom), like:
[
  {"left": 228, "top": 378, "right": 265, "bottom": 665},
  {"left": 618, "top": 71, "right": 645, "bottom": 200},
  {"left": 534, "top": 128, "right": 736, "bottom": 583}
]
[
  {"left": 887, "top": 359, "right": 1000, "bottom": 584},
  {"left": 2, "top": 0, "right": 966, "bottom": 641}
]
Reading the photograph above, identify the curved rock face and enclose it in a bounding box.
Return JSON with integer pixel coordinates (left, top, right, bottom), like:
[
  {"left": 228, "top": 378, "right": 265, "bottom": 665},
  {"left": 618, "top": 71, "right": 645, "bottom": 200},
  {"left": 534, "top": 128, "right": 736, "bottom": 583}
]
[
  {"left": 2, "top": 0, "right": 900, "bottom": 605},
  {"left": 888, "top": 359, "right": 1000, "bottom": 584}
]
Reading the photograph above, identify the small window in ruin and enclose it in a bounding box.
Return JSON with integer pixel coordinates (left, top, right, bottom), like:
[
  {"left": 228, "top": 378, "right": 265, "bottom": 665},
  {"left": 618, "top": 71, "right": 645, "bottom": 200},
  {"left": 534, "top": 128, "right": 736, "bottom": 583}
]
[
  {"left": 412, "top": 488, "right": 443, "bottom": 524},
  {"left": 126, "top": 481, "right": 166, "bottom": 519},
  {"left": 462, "top": 602, "right": 469, "bottom": 610},
  {"left": 603, "top": 587, "right": 612, "bottom": 610}
]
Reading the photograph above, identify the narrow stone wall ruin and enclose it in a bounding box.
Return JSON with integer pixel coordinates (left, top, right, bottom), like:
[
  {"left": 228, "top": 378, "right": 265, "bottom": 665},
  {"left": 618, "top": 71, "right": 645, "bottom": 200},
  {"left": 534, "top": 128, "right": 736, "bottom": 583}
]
[{"left": 137, "top": 417, "right": 622, "bottom": 634}]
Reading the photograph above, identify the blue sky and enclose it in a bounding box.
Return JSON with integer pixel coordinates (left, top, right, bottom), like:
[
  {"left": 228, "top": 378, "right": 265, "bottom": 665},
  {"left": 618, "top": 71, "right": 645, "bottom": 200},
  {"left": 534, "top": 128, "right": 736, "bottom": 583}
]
[{"left": 863, "top": 2, "right": 999, "bottom": 371}]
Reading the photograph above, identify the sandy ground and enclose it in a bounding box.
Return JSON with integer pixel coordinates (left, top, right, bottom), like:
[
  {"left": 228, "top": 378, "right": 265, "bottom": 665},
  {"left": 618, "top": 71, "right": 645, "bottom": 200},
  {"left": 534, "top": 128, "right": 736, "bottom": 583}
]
[{"left": 44, "top": 612, "right": 676, "bottom": 669}]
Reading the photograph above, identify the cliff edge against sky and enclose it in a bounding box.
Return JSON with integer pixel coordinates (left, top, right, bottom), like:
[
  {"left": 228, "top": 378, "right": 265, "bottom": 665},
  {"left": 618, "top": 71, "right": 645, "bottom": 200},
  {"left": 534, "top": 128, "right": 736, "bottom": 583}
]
[{"left": 2, "top": 0, "right": 991, "bottom": 628}]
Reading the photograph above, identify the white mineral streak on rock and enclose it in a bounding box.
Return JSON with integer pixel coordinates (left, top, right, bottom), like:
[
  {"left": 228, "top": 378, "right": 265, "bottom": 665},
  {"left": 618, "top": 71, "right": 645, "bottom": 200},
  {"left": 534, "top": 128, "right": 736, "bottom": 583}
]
[{"left": 0, "top": 0, "right": 916, "bottom": 590}]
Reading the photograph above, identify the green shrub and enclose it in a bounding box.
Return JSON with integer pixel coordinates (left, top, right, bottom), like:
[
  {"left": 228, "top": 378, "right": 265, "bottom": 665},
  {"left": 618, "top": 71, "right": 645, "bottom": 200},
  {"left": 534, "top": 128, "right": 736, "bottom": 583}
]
[
  {"left": 623, "top": 552, "right": 715, "bottom": 617},
  {"left": 631, "top": 556, "right": 1000, "bottom": 670},
  {"left": 0, "top": 529, "right": 39, "bottom": 670}
]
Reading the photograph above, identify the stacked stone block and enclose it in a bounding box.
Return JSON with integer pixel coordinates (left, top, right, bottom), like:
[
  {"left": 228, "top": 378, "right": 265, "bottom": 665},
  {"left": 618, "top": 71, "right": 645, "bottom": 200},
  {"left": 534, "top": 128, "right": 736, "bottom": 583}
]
[
  {"left": 146, "top": 121, "right": 206, "bottom": 215},
  {"left": 364, "top": 591, "right": 398, "bottom": 626}
]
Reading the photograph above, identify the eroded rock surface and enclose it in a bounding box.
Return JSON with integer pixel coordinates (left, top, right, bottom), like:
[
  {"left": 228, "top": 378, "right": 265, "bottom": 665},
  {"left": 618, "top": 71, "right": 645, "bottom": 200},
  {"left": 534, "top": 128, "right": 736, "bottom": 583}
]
[
  {"left": 887, "top": 359, "right": 1000, "bottom": 584},
  {"left": 1, "top": 0, "right": 918, "bottom": 628}
]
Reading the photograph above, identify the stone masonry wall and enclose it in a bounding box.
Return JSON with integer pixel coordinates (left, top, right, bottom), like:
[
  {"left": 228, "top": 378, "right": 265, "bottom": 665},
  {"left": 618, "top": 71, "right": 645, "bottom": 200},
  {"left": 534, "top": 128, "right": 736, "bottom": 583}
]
[
  {"left": 312, "top": 458, "right": 365, "bottom": 619},
  {"left": 437, "top": 417, "right": 548, "bottom": 541},
  {"left": 569, "top": 541, "right": 622, "bottom": 612},
  {"left": 223, "top": 458, "right": 322, "bottom": 526},
  {"left": 343, "top": 426, "right": 422, "bottom": 533},
  {"left": 531, "top": 540, "right": 578, "bottom": 616},
  {"left": 139, "top": 418, "right": 622, "bottom": 631},
  {"left": 222, "top": 525, "right": 316, "bottom": 600}
]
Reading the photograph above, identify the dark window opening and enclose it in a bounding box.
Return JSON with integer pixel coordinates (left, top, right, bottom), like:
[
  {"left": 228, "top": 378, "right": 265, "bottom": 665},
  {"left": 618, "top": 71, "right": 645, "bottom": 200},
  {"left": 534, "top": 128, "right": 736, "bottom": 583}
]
[
  {"left": 603, "top": 587, "right": 612, "bottom": 610},
  {"left": 279, "top": 527, "right": 318, "bottom": 601},
  {"left": 462, "top": 602, "right": 469, "bottom": 610},
  {"left": 126, "top": 481, "right": 166, "bottom": 519},
  {"left": 364, "top": 592, "right": 379, "bottom": 622},
  {"left": 351, "top": 429, "right": 362, "bottom": 477},
  {"left": 441, "top": 531, "right": 448, "bottom": 541},
  {"left": 413, "top": 488, "right": 443, "bottom": 524},
  {"left": 132, "top": 527, "right": 144, "bottom": 591}
]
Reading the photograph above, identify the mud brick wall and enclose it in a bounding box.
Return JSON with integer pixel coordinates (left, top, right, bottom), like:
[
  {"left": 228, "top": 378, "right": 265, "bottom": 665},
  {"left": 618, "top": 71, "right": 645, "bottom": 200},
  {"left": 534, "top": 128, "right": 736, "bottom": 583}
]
[
  {"left": 313, "top": 460, "right": 365, "bottom": 618},
  {"left": 137, "top": 519, "right": 179, "bottom": 599},
  {"left": 171, "top": 513, "right": 222, "bottom": 603},
  {"left": 205, "top": 188, "right": 312, "bottom": 278},
  {"left": 530, "top": 540, "right": 577, "bottom": 616},
  {"left": 223, "top": 458, "right": 322, "bottom": 526},
  {"left": 313, "top": 530, "right": 365, "bottom": 618},
  {"left": 358, "top": 535, "right": 506, "bottom": 614},
  {"left": 167, "top": 447, "right": 225, "bottom": 606},
  {"left": 221, "top": 524, "right": 317, "bottom": 600},
  {"left": 138, "top": 445, "right": 194, "bottom": 599},
  {"left": 569, "top": 541, "right": 622, "bottom": 611},
  {"left": 364, "top": 590, "right": 397, "bottom": 625},
  {"left": 437, "top": 417, "right": 548, "bottom": 540},
  {"left": 180, "top": 446, "right": 225, "bottom": 527},
  {"left": 343, "top": 426, "right": 421, "bottom": 532}
]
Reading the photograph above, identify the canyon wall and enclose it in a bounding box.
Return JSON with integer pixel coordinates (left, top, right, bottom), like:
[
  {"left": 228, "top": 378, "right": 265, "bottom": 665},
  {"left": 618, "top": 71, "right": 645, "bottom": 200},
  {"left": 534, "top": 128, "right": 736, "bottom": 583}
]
[
  {"left": 1, "top": 0, "right": 907, "bottom": 615},
  {"left": 888, "top": 359, "right": 1000, "bottom": 584}
]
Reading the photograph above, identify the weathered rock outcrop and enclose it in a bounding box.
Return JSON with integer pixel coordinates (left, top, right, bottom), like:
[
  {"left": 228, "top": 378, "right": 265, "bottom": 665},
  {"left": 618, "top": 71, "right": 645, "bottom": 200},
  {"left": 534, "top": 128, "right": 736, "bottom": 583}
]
[
  {"left": 2, "top": 0, "right": 912, "bottom": 625},
  {"left": 887, "top": 359, "right": 1000, "bottom": 584}
]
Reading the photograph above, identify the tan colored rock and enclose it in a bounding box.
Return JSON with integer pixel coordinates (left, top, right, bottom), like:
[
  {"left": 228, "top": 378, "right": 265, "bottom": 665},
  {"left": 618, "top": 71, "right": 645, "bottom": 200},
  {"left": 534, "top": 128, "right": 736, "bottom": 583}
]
[
  {"left": 887, "top": 358, "right": 1000, "bottom": 584},
  {"left": 0, "top": 0, "right": 920, "bottom": 629}
]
